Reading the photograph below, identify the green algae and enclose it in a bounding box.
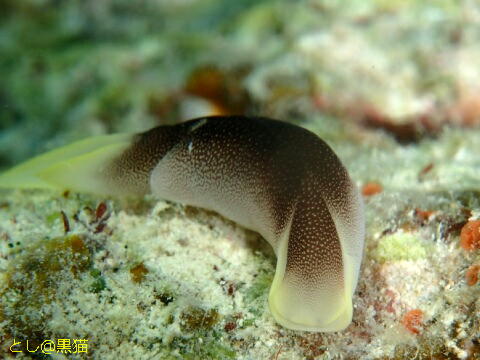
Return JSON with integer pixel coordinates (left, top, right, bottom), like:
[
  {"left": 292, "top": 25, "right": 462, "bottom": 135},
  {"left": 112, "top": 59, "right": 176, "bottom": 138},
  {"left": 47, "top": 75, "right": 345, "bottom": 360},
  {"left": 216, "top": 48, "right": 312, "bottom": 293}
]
[
  {"left": 391, "top": 334, "right": 468, "bottom": 360},
  {"left": 243, "top": 270, "right": 273, "bottom": 317},
  {"left": 373, "top": 232, "right": 428, "bottom": 262},
  {"left": 89, "top": 268, "right": 107, "bottom": 293},
  {"left": 1, "top": 234, "right": 93, "bottom": 343},
  {"left": 169, "top": 335, "right": 236, "bottom": 360},
  {"left": 45, "top": 211, "right": 62, "bottom": 226},
  {"left": 180, "top": 306, "right": 220, "bottom": 331},
  {"left": 162, "top": 306, "right": 237, "bottom": 360}
]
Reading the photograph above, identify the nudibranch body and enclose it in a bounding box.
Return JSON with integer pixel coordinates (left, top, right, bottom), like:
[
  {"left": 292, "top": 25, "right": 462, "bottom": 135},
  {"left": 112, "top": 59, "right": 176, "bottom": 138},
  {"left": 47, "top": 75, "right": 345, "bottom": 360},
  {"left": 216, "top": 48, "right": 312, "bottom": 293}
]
[{"left": 0, "top": 116, "right": 365, "bottom": 332}]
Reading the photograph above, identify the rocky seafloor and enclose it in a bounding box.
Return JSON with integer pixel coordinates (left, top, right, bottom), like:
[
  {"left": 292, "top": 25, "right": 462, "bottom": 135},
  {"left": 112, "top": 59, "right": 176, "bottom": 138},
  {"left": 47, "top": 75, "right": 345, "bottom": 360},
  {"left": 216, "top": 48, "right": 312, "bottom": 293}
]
[{"left": 1, "top": 1, "right": 479, "bottom": 359}]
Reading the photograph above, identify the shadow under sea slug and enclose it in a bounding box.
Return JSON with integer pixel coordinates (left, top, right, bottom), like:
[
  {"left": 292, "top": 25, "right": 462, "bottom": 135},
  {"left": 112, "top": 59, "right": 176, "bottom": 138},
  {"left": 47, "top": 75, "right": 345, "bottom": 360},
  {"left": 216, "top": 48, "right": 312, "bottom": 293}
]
[{"left": 0, "top": 116, "right": 365, "bottom": 332}]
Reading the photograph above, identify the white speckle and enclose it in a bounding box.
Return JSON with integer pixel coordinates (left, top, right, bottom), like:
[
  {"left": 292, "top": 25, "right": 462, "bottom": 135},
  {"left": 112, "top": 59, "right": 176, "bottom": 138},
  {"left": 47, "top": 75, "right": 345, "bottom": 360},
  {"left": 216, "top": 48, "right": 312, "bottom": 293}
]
[
  {"left": 188, "top": 141, "right": 193, "bottom": 153},
  {"left": 189, "top": 118, "right": 208, "bottom": 132}
]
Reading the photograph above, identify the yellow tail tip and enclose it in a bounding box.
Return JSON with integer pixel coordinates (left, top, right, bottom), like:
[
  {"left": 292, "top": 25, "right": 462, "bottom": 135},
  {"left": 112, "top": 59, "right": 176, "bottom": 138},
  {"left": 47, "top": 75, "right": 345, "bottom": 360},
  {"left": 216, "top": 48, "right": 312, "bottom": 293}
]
[{"left": 0, "top": 133, "right": 132, "bottom": 193}]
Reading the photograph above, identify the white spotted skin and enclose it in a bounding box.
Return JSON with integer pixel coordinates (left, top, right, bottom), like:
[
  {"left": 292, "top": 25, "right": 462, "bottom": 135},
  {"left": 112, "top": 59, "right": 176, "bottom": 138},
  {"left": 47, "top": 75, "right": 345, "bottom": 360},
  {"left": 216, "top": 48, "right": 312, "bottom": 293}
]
[
  {"left": 145, "top": 116, "right": 365, "bottom": 332},
  {"left": 0, "top": 115, "right": 365, "bottom": 332}
]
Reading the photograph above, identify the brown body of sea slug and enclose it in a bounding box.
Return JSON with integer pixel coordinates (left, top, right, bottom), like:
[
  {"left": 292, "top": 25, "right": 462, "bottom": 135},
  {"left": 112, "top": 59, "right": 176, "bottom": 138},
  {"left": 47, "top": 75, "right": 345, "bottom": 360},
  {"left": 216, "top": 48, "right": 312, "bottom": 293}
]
[{"left": 0, "top": 116, "right": 365, "bottom": 332}]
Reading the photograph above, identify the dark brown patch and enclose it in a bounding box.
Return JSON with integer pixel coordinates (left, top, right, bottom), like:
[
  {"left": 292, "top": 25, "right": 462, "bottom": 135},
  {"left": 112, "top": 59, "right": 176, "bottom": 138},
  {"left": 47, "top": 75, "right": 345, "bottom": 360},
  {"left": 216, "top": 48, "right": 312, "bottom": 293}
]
[
  {"left": 61, "top": 210, "right": 70, "bottom": 233},
  {"left": 180, "top": 307, "right": 220, "bottom": 331},
  {"left": 224, "top": 322, "right": 236, "bottom": 332},
  {"left": 95, "top": 202, "right": 107, "bottom": 220},
  {"left": 94, "top": 222, "right": 107, "bottom": 234},
  {"left": 130, "top": 263, "right": 149, "bottom": 283}
]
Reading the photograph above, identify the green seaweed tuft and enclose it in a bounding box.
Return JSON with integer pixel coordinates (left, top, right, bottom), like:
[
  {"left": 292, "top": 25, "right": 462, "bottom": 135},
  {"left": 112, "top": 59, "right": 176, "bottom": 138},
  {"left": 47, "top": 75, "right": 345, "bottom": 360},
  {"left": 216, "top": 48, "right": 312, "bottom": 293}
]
[
  {"left": 89, "top": 268, "right": 107, "bottom": 293},
  {"left": 373, "top": 232, "right": 428, "bottom": 262}
]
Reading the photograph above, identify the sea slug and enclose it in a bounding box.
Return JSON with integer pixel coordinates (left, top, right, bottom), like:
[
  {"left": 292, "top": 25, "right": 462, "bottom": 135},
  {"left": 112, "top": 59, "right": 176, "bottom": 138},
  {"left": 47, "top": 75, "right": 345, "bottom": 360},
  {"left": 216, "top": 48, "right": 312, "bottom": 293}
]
[{"left": 0, "top": 116, "right": 365, "bottom": 332}]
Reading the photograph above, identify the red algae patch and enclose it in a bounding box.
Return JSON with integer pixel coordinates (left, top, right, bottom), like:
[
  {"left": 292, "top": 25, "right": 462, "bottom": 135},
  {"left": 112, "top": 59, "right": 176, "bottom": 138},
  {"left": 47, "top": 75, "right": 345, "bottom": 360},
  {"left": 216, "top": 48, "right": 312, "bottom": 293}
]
[
  {"left": 465, "top": 264, "right": 480, "bottom": 286},
  {"left": 362, "top": 182, "right": 383, "bottom": 196},
  {"left": 401, "top": 309, "right": 424, "bottom": 335},
  {"left": 414, "top": 208, "right": 435, "bottom": 223},
  {"left": 460, "top": 220, "right": 480, "bottom": 251}
]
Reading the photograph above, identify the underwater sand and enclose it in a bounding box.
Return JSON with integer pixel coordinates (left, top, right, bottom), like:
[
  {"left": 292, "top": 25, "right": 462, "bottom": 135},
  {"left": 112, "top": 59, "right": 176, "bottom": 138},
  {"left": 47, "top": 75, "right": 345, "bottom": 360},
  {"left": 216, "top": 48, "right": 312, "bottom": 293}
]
[{"left": 1, "top": 0, "right": 479, "bottom": 359}]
